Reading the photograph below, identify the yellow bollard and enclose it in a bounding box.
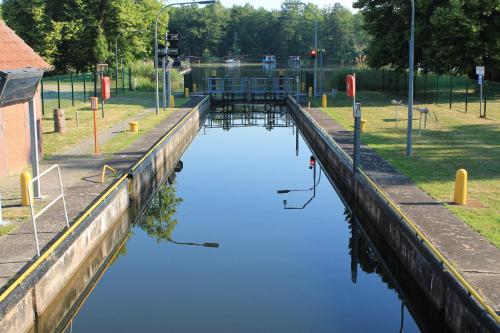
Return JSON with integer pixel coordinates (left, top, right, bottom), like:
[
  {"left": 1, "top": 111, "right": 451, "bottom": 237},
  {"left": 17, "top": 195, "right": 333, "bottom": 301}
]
[
  {"left": 129, "top": 121, "right": 138, "bottom": 133},
  {"left": 308, "top": 87, "right": 313, "bottom": 98},
  {"left": 192, "top": 83, "right": 197, "bottom": 92},
  {"left": 20, "top": 172, "right": 32, "bottom": 206},
  {"left": 184, "top": 88, "right": 189, "bottom": 97},
  {"left": 361, "top": 119, "right": 367, "bottom": 132},
  {"left": 301, "top": 82, "right": 305, "bottom": 92},
  {"left": 170, "top": 95, "right": 175, "bottom": 108},
  {"left": 322, "top": 94, "right": 327, "bottom": 108},
  {"left": 453, "top": 169, "right": 467, "bottom": 205}
]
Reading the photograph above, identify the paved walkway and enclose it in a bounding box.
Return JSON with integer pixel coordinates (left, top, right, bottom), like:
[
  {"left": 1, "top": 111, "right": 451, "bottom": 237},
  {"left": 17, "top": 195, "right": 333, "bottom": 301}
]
[
  {"left": 0, "top": 97, "right": 202, "bottom": 290},
  {"left": 306, "top": 107, "right": 500, "bottom": 314}
]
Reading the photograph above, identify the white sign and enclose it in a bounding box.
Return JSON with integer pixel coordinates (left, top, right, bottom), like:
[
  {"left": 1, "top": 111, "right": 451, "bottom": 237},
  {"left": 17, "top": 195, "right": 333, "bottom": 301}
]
[{"left": 476, "top": 66, "right": 485, "bottom": 75}]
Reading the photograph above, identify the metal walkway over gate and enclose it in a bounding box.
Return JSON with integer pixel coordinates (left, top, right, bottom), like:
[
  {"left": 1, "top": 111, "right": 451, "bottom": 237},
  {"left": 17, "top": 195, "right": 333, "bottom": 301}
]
[{"left": 205, "top": 77, "right": 299, "bottom": 104}]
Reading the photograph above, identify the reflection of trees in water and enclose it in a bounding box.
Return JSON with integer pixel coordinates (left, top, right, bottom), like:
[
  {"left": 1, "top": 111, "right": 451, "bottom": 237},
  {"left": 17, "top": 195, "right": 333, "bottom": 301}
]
[
  {"left": 345, "top": 208, "right": 395, "bottom": 292},
  {"left": 137, "top": 179, "right": 183, "bottom": 243}
]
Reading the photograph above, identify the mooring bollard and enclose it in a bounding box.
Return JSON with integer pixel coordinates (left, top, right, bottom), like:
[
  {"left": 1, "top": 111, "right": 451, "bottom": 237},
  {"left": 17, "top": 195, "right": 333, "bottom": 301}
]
[
  {"left": 322, "top": 94, "right": 327, "bottom": 108},
  {"left": 129, "top": 121, "right": 138, "bottom": 133},
  {"left": 21, "top": 172, "right": 32, "bottom": 206},
  {"left": 308, "top": 86, "right": 313, "bottom": 98},
  {"left": 301, "top": 82, "right": 306, "bottom": 92},
  {"left": 53, "top": 108, "right": 66, "bottom": 133},
  {"left": 76, "top": 111, "right": 80, "bottom": 127},
  {"left": 361, "top": 119, "right": 367, "bottom": 132},
  {"left": 184, "top": 88, "right": 189, "bottom": 98},
  {"left": 453, "top": 169, "right": 467, "bottom": 205},
  {"left": 192, "top": 83, "right": 197, "bottom": 92},
  {"left": 170, "top": 95, "right": 175, "bottom": 108}
]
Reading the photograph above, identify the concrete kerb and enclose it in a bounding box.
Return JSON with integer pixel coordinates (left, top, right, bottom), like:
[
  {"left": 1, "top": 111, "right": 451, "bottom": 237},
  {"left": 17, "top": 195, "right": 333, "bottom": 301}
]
[
  {"left": 0, "top": 96, "right": 211, "bottom": 333},
  {"left": 286, "top": 96, "right": 499, "bottom": 332}
]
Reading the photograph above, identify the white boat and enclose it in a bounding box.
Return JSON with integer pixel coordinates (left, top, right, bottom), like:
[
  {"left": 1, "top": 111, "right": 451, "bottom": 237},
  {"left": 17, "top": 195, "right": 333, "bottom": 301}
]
[
  {"left": 262, "top": 55, "right": 277, "bottom": 63},
  {"left": 224, "top": 58, "right": 240, "bottom": 64}
]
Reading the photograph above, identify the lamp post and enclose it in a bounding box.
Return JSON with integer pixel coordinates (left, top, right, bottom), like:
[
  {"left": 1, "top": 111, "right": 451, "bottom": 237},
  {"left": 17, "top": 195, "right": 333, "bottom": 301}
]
[
  {"left": 406, "top": 0, "right": 415, "bottom": 156},
  {"left": 154, "top": 0, "right": 215, "bottom": 115}
]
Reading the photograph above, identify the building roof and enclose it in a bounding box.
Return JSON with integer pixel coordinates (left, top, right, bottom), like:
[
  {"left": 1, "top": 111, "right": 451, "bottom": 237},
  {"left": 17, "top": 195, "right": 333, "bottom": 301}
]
[{"left": 0, "top": 20, "right": 52, "bottom": 71}]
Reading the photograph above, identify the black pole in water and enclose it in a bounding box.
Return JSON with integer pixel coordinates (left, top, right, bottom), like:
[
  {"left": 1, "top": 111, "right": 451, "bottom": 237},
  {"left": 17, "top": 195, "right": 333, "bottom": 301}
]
[{"left": 353, "top": 103, "right": 361, "bottom": 194}]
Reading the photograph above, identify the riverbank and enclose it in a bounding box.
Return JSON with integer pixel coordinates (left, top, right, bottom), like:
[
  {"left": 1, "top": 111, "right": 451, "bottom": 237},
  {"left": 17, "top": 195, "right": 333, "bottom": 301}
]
[{"left": 312, "top": 92, "right": 499, "bottom": 247}]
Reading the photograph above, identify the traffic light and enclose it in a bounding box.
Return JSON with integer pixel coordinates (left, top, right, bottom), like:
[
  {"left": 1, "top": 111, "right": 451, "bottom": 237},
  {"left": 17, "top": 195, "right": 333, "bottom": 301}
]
[{"left": 309, "top": 49, "right": 317, "bottom": 59}]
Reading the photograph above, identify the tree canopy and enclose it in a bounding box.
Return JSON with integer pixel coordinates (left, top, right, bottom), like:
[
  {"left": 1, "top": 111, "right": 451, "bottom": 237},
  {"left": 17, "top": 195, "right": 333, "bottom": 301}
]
[
  {"left": 168, "top": 1, "right": 367, "bottom": 65},
  {"left": 2, "top": 0, "right": 167, "bottom": 72},
  {"left": 354, "top": 0, "right": 500, "bottom": 79}
]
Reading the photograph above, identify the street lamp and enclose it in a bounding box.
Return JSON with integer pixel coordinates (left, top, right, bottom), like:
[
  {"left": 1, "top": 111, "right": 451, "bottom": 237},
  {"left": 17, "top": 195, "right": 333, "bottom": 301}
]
[
  {"left": 154, "top": 0, "right": 215, "bottom": 115},
  {"left": 115, "top": 29, "right": 148, "bottom": 94},
  {"left": 406, "top": 0, "right": 415, "bottom": 156},
  {"left": 283, "top": 1, "right": 319, "bottom": 97}
]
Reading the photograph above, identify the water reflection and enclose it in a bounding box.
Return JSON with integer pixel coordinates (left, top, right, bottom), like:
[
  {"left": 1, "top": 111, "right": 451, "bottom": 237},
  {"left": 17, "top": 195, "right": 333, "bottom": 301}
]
[
  {"left": 136, "top": 167, "right": 220, "bottom": 249},
  {"left": 205, "top": 107, "right": 294, "bottom": 132},
  {"left": 277, "top": 155, "right": 322, "bottom": 209}
]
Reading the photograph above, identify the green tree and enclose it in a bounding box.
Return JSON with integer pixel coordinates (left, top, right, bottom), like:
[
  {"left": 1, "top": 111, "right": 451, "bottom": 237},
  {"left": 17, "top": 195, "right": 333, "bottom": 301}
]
[{"left": 354, "top": 0, "right": 500, "bottom": 79}]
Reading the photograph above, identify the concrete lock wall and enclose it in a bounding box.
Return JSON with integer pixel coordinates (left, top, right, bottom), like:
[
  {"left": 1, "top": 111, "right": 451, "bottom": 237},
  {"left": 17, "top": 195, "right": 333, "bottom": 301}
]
[
  {"left": 0, "top": 97, "right": 210, "bottom": 333},
  {"left": 285, "top": 97, "right": 497, "bottom": 333}
]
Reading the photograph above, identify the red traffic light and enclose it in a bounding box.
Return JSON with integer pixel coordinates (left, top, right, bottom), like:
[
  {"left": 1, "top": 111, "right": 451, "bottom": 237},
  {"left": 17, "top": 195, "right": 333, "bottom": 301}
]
[
  {"left": 309, "top": 49, "right": 317, "bottom": 58},
  {"left": 309, "top": 156, "right": 316, "bottom": 167}
]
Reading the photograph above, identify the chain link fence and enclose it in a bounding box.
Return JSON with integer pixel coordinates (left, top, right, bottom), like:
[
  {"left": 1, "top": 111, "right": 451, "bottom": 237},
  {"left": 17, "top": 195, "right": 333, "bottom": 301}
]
[
  {"left": 40, "top": 66, "right": 186, "bottom": 115},
  {"left": 326, "top": 68, "right": 500, "bottom": 120}
]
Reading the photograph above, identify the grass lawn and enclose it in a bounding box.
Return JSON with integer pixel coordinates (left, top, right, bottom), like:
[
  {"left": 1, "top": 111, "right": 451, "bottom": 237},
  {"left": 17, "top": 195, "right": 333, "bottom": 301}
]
[
  {"left": 99, "top": 97, "right": 190, "bottom": 155},
  {"left": 312, "top": 92, "right": 500, "bottom": 247},
  {"left": 43, "top": 91, "right": 190, "bottom": 157}
]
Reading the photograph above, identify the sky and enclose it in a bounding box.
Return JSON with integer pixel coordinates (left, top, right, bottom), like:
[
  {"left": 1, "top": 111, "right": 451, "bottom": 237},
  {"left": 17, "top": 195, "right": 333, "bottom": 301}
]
[{"left": 219, "top": 0, "right": 356, "bottom": 12}]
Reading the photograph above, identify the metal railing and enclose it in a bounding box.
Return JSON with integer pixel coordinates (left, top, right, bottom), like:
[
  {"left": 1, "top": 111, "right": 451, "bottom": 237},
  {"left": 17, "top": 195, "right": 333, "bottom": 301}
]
[
  {"left": 28, "top": 164, "right": 69, "bottom": 256},
  {"left": 205, "top": 77, "right": 297, "bottom": 98}
]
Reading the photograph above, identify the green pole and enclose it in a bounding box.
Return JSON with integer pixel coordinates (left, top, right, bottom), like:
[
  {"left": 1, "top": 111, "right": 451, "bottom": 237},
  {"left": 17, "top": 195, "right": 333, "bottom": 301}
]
[
  {"left": 41, "top": 78, "right": 45, "bottom": 115},
  {"left": 465, "top": 79, "right": 468, "bottom": 113},
  {"left": 435, "top": 76, "right": 439, "bottom": 105},
  {"left": 128, "top": 67, "right": 132, "bottom": 91},
  {"left": 83, "top": 73, "right": 86, "bottom": 101},
  {"left": 122, "top": 64, "right": 125, "bottom": 93},
  {"left": 57, "top": 75, "right": 61, "bottom": 109},
  {"left": 71, "top": 73, "right": 75, "bottom": 106},
  {"left": 449, "top": 76, "right": 453, "bottom": 109}
]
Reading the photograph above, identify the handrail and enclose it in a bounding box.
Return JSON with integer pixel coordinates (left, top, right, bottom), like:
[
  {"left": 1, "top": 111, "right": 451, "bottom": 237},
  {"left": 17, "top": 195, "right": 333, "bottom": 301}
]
[
  {"left": 0, "top": 97, "right": 210, "bottom": 304},
  {"left": 0, "top": 174, "right": 128, "bottom": 303},
  {"left": 287, "top": 96, "right": 499, "bottom": 323},
  {"left": 27, "top": 164, "right": 69, "bottom": 256}
]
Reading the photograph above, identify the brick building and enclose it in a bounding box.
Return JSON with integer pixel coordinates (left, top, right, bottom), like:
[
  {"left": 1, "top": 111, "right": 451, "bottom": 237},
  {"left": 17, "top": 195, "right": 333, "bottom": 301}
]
[{"left": 0, "top": 20, "right": 52, "bottom": 177}]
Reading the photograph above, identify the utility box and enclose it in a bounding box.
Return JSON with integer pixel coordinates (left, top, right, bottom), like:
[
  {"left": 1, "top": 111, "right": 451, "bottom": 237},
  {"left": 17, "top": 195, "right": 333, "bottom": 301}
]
[{"left": 101, "top": 76, "right": 111, "bottom": 100}]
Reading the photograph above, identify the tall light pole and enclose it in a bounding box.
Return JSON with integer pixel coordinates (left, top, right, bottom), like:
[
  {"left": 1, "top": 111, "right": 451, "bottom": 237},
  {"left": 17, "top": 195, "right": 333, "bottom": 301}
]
[
  {"left": 406, "top": 0, "right": 415, "bottom": 156},
  {"left": 154, "top": 0, "right": 215, "bottom": 115}
]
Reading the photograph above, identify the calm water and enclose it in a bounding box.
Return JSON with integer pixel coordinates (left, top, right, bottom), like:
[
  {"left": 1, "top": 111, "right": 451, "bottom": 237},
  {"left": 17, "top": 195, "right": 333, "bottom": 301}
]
[{"left": 65, "top": 110, "right": 422, "bottom": 333}]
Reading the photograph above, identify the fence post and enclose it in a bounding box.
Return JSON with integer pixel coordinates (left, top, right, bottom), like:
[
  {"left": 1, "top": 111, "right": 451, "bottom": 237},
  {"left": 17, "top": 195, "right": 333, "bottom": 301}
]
[
  {"left": 449, "top": 76, "right": 453, "bottom": 109},
  {"left": 424, "top": 73, "right": 427, "bottom": 101},
  {"left": 122, "top": 65, "right": 125, "bottom": 93},
  {"left": 115, "top": 65, "right": 119, "bottom": 94},
  {"left": 465, "top": 79, "right": 469, "bottom": 113},
  {"left": 41, "top": 78, "right": 45, "bottom": 116},
  {"left": 404, "top": 71, "right": 407, "bottom": 97},
  {"left": 94, "top": 71, "right": 97, "bottom": 97},
  {"left": 484, "top": 84, "right": 487, "bottom": 118},
  {"left": 71, "top": 73, "right": 75, "bottom": 106},
  {"left": 57, "top": 75, "right": 61, "bottom": 109},
  {"left": 382, "top": 70, "right": 385, "bottom": 91},
  {"left": 396, "top": 71, "right": 399, "bottom": 95},
  {"left": 435, "top": 76, "right": 439, "bottom": 105},
  {"left": 83, "top": 73, "right": 86, "bottom": 101},
  {"left": 129, "top": 67, "right": 132, "bottom": 91}
]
